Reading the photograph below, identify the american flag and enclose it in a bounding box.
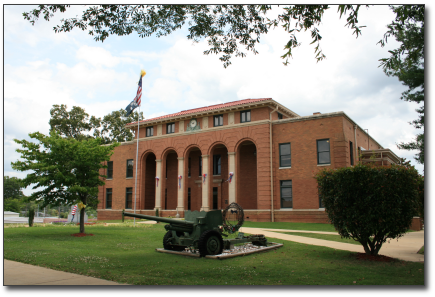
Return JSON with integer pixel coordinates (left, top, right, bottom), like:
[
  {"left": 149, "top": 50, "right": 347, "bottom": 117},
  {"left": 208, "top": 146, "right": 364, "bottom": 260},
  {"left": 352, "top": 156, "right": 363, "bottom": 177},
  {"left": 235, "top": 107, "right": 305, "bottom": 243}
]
[
  {"left": 71, "top": 205, "right": 77, "bottom": 215},
  {"left": 134, "top": 75, "right": 143, "bottom": 106}
]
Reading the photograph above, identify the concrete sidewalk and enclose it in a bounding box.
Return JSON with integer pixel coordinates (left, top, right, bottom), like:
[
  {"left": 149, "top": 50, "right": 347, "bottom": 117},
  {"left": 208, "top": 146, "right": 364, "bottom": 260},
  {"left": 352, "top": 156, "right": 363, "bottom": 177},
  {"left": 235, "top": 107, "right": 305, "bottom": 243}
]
[
  {"left": 240, "top": 227, "right": 425, "bottom": 262},
  {"left": 4, "top": 227, "right": 424, "bottom": 285},
  {"left": 4, "top": 260, "right": 128, "bottom": 285}
]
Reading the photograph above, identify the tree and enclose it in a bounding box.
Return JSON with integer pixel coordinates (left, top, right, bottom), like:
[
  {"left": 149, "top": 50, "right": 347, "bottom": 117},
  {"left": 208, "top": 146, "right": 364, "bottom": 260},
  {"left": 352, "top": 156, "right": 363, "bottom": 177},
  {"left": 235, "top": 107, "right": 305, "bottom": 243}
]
[
  {"left": 100, "top": 109, "right": 144, "bottom": 144},
  {"left": 12, "top": 131, "right": 119, "bottom": 233},
  {"left": 50, "top": 104, "right": 101, "bottom": 141},
  {"left": 3, "top": 176, "right": 25, "bottom": 200},
  {"left": 23, "top": 5, "right": 368, "bottom": 68},
  {"left": 378, "top": 5, "right": 424, "bottom": 164},
  {"left": 49, "top": 104, "right": 144, "bottom": 144},
  {"left": 4, "top": 198, "right": 24, "bottom": 213},
  {"left": 315, "top": 163, "right": 420, "bottom": 255}
]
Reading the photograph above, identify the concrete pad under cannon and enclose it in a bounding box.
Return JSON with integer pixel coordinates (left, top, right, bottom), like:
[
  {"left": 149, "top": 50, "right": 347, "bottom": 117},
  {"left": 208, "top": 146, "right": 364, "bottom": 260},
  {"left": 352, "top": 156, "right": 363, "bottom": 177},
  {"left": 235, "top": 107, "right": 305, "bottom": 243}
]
[{"left": 156, "top": 242, "right": 283, "bottom": 259}]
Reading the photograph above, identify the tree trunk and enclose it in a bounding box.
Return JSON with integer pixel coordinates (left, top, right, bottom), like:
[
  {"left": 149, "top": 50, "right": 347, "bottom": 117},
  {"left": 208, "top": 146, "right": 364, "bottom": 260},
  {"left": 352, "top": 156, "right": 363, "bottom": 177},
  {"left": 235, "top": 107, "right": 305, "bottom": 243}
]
[{"left": 80, "top": 207, "right": 85, "bottom": 233}]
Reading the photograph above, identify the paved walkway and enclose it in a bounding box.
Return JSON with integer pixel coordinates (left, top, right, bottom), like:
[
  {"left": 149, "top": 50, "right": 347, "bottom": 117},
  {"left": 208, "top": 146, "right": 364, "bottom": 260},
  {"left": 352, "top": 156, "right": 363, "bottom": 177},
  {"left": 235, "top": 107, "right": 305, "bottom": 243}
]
[
  {"left": 3, "top": 260, "right": 127, "bottom": 285},
  {"left": 3, "top": 227, "right": 424, "bottom": 285},
  {"left": 240, "top": 227, "right": 425, "bottom": 262}
]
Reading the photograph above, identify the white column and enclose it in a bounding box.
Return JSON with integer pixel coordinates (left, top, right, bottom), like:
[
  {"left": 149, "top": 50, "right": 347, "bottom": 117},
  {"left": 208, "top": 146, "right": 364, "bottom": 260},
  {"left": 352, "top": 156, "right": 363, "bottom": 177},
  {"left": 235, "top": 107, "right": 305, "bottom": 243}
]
[
  {"left": 155, "top": 159, "right": 162, "bottom": 210},
  {"left": 201, "top": 155, "right": 210, "bottom": 211},
  {"left": 228, "top": 152, "right": 236, "bottom": 204},
  {"left": 177, "top": 157, "right": 185, "bottom": 212}
]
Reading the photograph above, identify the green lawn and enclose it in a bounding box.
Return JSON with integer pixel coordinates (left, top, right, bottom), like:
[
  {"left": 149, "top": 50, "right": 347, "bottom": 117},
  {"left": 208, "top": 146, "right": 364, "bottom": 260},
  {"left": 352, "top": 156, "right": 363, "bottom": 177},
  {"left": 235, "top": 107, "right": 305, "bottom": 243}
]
[{"left": 4, "top": 223, "right": 424, "bottom": 285}]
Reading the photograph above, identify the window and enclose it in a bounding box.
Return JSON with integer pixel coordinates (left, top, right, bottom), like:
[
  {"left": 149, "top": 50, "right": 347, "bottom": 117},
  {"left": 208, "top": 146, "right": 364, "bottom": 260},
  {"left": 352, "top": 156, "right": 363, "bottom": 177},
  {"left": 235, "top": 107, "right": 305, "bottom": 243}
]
[
  {"left": 199, "top": 156, "right": 202, "bottom": 176},
  {"left": 319, "top": 193, "right": 324, "bottom": 208},
  {"left": 167, "top": 122, "right": 175, "bottom": 134},
  {"left": 278, "top": 112, "right": 283, "bottom": 120},
  {"left": 126, "top": 159, "right": 134, "bottom": 178},
  {"left": 214, "top": 114, "right": 223, "bottom": 127},
  {"left": 188, "top": 157, "right": 191, "bottom": 177},
  {"left": 107, "top": 161, "right": 113, "bottom": 179},
  {"left": 317, "top": 139, "right": 330, "bottom": 165},
  {"left": 280, "top": 180, "right": 292, "bottom": 208},
  {"left": 279, "top": 143, "right": 291, "bottom": 167},
  {"left": 349, "top": 141, "right": 354, "bottom": 166},
  {"left": 213, "top": 155, "right": 221, "bottom": 175},
  {"left": 146, "top": 126, "right": 153, "bottom": 137},
  {"left": 125, "top": 187, "right": 133, "bottom": 209},
  {"left": 106, "top": 188, "right": 112, "bottom": 209},
  {"left": 240, "top": 110, "right": 251, "bottom": 123}
]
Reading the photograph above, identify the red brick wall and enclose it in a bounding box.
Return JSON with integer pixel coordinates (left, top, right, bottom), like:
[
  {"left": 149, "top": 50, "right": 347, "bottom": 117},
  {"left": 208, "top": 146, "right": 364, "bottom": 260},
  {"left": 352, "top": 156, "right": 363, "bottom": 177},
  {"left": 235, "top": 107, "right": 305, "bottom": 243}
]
[
  {"left": 272, "top": 116, "right": 346, "bottom": 210},
  {"left": 98, "top": 111, "right": 386, "bottom": 225},
  {"left": 342, "top": 118, "right": 382, "bottom": 165}
]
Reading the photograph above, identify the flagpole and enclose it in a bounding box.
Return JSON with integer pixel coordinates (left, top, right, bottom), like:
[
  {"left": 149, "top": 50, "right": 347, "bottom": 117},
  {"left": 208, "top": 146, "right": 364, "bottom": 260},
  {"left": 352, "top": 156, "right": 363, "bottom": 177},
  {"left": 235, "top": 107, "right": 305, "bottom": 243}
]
[{"left": 133, "top": 106, "right": 140, "bottom": 227}]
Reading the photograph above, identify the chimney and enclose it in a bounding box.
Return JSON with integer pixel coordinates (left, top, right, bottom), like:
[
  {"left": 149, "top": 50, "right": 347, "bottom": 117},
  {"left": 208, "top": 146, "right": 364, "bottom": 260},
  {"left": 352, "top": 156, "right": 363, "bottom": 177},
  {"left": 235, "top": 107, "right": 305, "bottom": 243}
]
[{"left": 313, "top": 112, "right": 321, "bottom": 115}]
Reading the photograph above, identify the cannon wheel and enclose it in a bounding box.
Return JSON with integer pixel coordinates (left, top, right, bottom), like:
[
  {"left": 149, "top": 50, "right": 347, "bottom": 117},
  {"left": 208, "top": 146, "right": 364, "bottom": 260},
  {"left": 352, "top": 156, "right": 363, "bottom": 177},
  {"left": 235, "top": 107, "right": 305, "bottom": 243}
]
[
  {"left": 163, "top": 231, "right": 186, "bottom": 251},
  {"left": 198, "top": 230, "right": 223, "bottom": 257}
]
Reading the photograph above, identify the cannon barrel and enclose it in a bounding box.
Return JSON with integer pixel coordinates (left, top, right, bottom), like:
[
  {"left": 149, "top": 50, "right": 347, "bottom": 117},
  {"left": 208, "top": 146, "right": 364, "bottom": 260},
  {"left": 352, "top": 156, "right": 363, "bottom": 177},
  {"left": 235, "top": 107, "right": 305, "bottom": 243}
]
[{"left": 123, "top": 211, "right": 195, "bottom": 226}]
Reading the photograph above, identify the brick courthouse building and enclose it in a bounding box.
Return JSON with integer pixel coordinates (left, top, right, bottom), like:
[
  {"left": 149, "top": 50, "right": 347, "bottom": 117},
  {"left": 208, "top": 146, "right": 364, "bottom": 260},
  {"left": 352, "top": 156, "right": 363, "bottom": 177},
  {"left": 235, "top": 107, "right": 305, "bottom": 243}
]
[{"left": 97, "top": 98, "right": 400, "bottom": 223}]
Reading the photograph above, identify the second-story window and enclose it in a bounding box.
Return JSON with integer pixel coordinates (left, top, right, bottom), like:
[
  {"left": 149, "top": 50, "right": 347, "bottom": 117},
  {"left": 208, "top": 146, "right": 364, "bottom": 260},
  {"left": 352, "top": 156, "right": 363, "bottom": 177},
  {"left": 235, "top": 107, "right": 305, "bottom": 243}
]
[
  {"left": 278, "top": 112, "right": 283, "bottom": 119},
  {"left": 167, "top": 123, "right": 175, "bottom": 134},
  {"left": 107, "top": 161, "right": 113, "bottom": 179},
  {"left": 214, "top": 114, "right": 223, "bottom": 127},
  {"left": 279, "top": 143, "right": 291, "bottom": 167},
  {"left": 146, "top": 126, "right": 153, "bottom": 137},
  {"left": 126, "top": 159, "right": 134, "bottom": 178},
  {"left": 240, "top": 110, "right": 251, "bottom": 123},
  {"left": 317, "top": 139, "right": 331, "bottom": 165}
]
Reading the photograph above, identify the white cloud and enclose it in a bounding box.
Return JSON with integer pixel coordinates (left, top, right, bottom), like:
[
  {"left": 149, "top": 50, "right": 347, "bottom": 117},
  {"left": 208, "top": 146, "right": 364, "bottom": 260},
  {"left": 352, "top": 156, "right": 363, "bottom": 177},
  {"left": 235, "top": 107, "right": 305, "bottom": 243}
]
[{"left": 76, "top": 45, "right": 137, "bottom": 68}]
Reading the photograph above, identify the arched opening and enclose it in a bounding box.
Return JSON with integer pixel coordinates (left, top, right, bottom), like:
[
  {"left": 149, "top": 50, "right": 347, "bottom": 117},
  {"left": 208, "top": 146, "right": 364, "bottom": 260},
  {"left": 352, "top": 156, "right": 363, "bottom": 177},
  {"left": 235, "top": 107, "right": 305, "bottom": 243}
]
[
  {"left": 209, "top": 143, "right": 229, "bottom": 210},
  {"left": 143, "top": 152, "right": 156, "bottom": 210},
  {"left": 162, "top": 150, "right": 178, "bottom": 210},
  {"left": 184, "top": 146, "right": 202, "bottom": 211},
  {"left": 236, "top": 140, "right": 257, "bottom": 209}
]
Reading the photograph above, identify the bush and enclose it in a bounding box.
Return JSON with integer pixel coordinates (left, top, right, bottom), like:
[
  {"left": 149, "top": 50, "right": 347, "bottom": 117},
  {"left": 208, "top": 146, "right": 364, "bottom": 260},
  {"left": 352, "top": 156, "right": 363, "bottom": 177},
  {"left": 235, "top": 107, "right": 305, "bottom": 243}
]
[{"left": 315, "top": 163, "right": 420, "bottom": 255}]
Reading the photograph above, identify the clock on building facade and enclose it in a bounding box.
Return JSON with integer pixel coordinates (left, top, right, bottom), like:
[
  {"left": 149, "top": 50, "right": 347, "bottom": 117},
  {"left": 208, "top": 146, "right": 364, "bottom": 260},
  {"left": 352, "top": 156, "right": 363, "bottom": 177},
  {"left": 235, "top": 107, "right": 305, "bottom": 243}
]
[{"left": 186, "top": 118, "right": 200, "bottom": 131}]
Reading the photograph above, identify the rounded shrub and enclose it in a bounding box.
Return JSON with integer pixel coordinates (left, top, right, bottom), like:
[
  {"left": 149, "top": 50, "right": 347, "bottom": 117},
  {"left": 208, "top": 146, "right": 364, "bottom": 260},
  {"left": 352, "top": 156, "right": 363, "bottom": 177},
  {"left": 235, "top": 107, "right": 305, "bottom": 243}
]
[{"left": 315, "top": 163, "right": 421, "bottom": 255}]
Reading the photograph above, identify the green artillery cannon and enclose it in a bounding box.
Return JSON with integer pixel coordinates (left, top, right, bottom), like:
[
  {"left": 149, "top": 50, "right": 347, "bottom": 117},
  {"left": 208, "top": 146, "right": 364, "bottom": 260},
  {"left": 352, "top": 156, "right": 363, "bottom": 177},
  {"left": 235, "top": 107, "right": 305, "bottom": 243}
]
[{"left": 122, "top": 203, "right": 267, "bottom": 257}]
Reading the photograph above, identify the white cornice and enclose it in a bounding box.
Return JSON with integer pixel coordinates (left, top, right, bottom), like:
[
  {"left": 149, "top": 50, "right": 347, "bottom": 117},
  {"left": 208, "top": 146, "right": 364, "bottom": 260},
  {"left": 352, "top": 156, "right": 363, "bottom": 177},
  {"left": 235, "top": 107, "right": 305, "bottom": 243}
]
[
  {"left": 125, "top": 99, "right": 300, "bottom": 129},
  {"left": 121, "top": 119, "right": 271, "bottom": 145}
]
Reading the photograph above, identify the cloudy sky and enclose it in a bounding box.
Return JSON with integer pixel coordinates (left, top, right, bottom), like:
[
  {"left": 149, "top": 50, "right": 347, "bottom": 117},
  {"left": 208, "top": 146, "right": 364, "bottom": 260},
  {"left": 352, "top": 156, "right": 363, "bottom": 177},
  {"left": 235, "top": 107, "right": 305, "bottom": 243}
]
[{"left": 3, "top": 4, "right": 426, "bottom": 196}]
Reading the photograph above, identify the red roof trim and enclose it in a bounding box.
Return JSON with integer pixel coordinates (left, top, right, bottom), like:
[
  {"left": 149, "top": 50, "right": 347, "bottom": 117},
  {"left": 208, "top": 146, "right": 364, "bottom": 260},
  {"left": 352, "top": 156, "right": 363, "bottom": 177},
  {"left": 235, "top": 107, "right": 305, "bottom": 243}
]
[{"left": 127, "top": 98, "right": 272, "bottom": 126}]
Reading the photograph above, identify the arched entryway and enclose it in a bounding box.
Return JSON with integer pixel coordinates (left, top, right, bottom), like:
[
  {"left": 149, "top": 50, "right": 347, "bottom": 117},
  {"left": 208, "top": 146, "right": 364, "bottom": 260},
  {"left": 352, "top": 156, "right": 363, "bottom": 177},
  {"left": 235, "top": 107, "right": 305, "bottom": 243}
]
[
  {"left": 209, "top": 143, "right": 229, "bottom": 210},
  {"left": 142, "top": 152, "right": 156, "bottom": 210},
  {"left": 184, "top": 146, "right": 202, "bottom": 211},
  {"left": 236, "top": 140, "right": 257, "bottom": 209},
  {"left": 162, "top": 149, "right": 178, "bottom": 210}
]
